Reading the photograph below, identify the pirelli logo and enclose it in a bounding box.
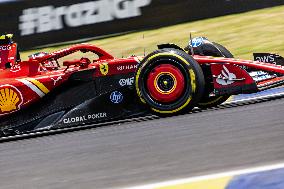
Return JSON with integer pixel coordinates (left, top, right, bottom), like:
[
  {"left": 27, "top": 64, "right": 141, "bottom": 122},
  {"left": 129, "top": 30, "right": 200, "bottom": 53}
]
[{"left": 17, "top": 78, "right": 50, "bottom": 97}]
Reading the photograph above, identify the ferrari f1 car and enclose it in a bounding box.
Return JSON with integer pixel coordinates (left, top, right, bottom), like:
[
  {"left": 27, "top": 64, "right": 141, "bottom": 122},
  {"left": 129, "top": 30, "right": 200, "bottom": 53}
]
[{"left": 0, "top": 34, "right": 284, "bottom": 136}]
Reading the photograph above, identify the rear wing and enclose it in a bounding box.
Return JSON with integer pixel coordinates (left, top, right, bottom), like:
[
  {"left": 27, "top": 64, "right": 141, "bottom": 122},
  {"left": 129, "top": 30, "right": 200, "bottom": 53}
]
[
  {"left": 253, "top": 53, "right": 284, "bottom": 66},
  {"left": 0, "top": 34, "right": 19, "bottom": 69}
]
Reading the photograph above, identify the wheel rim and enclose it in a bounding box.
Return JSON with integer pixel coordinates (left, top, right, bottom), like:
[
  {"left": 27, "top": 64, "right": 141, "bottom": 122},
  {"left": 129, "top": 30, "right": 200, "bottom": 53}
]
[{"left": 146, "top": 64, "right": 185, "bottom": 103}]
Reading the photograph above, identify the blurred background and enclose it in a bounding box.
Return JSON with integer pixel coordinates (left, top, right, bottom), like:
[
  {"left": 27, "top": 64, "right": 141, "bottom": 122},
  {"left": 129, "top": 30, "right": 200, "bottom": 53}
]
[
  {"left": 0, "top": 0, "right": 283, "bottom": 59},
  {"left": 0, "top": 2, "right": 284, "bottom": 188}
]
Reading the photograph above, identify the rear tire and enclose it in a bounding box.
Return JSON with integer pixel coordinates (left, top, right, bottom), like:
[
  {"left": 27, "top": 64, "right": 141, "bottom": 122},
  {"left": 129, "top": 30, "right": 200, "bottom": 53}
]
[
  {"left": 197, "top": 42, "right": 233, "bottom": 109},
  {"left": 136, "top": 49, "right": 205, "bottom": 114}
]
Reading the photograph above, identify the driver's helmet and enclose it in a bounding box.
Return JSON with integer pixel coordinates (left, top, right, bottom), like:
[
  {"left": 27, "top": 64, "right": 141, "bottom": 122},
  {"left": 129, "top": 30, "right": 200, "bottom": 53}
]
[
  {"left": 29, "top": 52, "right": 58, "bottom": 70},
  {"left": 185, "top": 37, "right": 209, "bottom": 51}
]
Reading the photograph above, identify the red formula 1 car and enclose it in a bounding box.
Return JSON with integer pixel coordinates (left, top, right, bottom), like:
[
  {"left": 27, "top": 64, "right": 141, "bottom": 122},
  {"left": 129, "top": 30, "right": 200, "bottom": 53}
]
[{"left": 0, "top": 34, "right": 283, "bottom": 136}]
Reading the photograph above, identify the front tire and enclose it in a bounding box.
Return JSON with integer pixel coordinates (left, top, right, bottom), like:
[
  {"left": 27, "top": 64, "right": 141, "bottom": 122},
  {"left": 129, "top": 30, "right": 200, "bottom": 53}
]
[
  {"left": 197, "top": 42, "right": 233, "bottom": 109},
  {"left": 135, "top": 49, "right": 205, "bottom": 114}
]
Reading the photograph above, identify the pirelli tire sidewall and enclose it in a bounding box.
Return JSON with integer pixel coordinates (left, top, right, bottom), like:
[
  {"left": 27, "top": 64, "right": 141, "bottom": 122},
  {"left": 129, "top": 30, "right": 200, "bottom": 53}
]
[{"left": 135, "top": 49, "right": 205, "bottom": 114}]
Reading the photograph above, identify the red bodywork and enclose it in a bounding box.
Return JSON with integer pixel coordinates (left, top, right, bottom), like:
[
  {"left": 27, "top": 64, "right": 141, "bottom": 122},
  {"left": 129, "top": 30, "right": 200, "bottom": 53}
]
[
  {"left": 0, "top": 42, "right": 18, "bottom": 69},
  {"left": 0, "top": 44, "right": 139, "bottom": 116},
  {"left": 195, "top": 55, "right": 284, "bottom": 92},
  {"left": 0, "top": 43, "right": 284, "bottom": 117}
]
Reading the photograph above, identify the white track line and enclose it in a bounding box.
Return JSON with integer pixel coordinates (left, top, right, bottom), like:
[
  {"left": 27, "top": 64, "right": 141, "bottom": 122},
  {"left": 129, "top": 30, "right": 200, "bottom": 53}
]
[
  {"left": 225, "top": 91, "right": 284, "bottom": 104},
  {"left": 122, "top": 162, "right": 284, "bottom": 189}
]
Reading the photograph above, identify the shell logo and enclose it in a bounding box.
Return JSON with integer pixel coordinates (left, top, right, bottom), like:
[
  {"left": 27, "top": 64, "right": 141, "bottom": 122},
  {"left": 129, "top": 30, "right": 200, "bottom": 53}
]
[{"left": 0, "top": 85, "right": 23, "bottom": 115}]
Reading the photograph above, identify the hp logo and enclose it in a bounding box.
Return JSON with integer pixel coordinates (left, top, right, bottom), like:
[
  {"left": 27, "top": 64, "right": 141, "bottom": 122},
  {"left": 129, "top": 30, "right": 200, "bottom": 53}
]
[
  {"left": 110, "top": 91, "right": 123, "bottom": 104},
  {"left": 191, "top": 37, "right": 204, "bottom": 48}
]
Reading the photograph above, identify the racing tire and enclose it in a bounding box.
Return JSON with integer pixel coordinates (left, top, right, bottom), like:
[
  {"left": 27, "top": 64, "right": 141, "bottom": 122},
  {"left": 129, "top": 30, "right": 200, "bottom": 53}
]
[
  {"left": 197, "top": 42, "right": 233, "bottom": 109},
  {"left": 213, "top": 42, "right": 234, "bottom": 57},
  {"left": 135, "top": 49, "right": 205, "bottom": 114}
]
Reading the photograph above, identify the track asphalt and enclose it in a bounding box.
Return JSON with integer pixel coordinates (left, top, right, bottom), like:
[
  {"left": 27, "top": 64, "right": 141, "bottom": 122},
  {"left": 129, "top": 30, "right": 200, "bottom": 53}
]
[{"left": 0, "top": 97, "right": 284, "bottom": 189}]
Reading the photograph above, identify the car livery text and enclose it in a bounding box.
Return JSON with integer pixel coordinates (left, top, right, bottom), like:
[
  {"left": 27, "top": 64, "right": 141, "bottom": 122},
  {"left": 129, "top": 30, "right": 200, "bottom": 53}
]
[{"left": 63, "top": 112, "right": 107, "bottom": 124}]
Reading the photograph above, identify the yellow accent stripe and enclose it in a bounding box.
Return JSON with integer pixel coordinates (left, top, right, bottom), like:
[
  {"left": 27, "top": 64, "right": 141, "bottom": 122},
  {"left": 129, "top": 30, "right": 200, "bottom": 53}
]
[
  {"left": 135, "top": 63, "right": 145, "bottom": 104},
  {"left": 152, "top": 96, "right": 192, "bottom": 114},
  {"left": 226, "top": 96, "right": 234, "bottom": 103},
  {"left": 189, "top": 69, "right": 196, "bottom": 93},
  {"left": 26, "top": 78, "right": 50, "bottom": 94},
  {"left": 0, "top": 34, "right": 13, "bottom": 39},
  {"left": 156, "top": 176, "right": 232, "bottom": 189},
  {"left": 146, "top": 53, "right": 190, "bottom": 67},
  {"left": 6, "top": 34, "right": 13, "bottom": 38}
]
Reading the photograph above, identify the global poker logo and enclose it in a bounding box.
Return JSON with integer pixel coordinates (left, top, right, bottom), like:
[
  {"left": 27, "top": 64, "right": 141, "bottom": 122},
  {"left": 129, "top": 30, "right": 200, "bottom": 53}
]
[{"left": 110, "top": 91, "right": 123, "bottom": 104}]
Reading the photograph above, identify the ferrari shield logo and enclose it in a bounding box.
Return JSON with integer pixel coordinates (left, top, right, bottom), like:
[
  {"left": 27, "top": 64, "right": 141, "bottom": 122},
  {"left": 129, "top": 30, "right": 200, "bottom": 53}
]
[{"left": 100, "top": 63, "right": 109, "bottom": 76}]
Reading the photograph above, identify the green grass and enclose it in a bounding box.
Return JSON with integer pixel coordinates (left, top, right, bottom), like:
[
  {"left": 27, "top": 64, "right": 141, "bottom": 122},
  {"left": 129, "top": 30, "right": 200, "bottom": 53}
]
[{"left": 21, "top": 5, "right": 284, "bottom": 60}]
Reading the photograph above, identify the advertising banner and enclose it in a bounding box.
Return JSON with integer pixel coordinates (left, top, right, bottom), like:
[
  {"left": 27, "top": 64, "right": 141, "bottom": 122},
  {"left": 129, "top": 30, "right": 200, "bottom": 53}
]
[{"left": 0, "top": 0, "right": 283, "bottom": 50}]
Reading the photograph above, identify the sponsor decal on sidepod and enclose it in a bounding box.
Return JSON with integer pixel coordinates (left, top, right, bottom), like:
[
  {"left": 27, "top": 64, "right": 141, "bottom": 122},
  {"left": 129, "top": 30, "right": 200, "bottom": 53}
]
[
  {"left": 216, "top": 65, "right": 244, "bottom": 86},
  {"left": 99, "top": 62, "right": 109, "bottom": 75},
  {"left": 119, "top": 77, "right": 134, "bottom": 86},
  {"left": 110, "top": 91, "right": 123, "bottom": 104},
  {"left": 0, "top": 85, "right": 23, "bottom": 115},
  {"left": 63, "top": 113, "right": 107, "bottom": 124},
  {"left": 117, "top": 64, "right": 137, "bottom": 71}
]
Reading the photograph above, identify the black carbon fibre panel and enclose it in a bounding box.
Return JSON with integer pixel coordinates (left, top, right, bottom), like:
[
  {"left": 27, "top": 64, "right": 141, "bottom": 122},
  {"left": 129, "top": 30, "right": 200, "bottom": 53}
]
[{"left": 0, "top": 80, "right": 97, "bottom": 129}]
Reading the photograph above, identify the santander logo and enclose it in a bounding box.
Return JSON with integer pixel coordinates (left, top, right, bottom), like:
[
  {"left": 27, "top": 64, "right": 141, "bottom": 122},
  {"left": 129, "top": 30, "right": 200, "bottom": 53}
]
[{"left": 216, "top": 65, "right": 237, "bottom": 86}]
